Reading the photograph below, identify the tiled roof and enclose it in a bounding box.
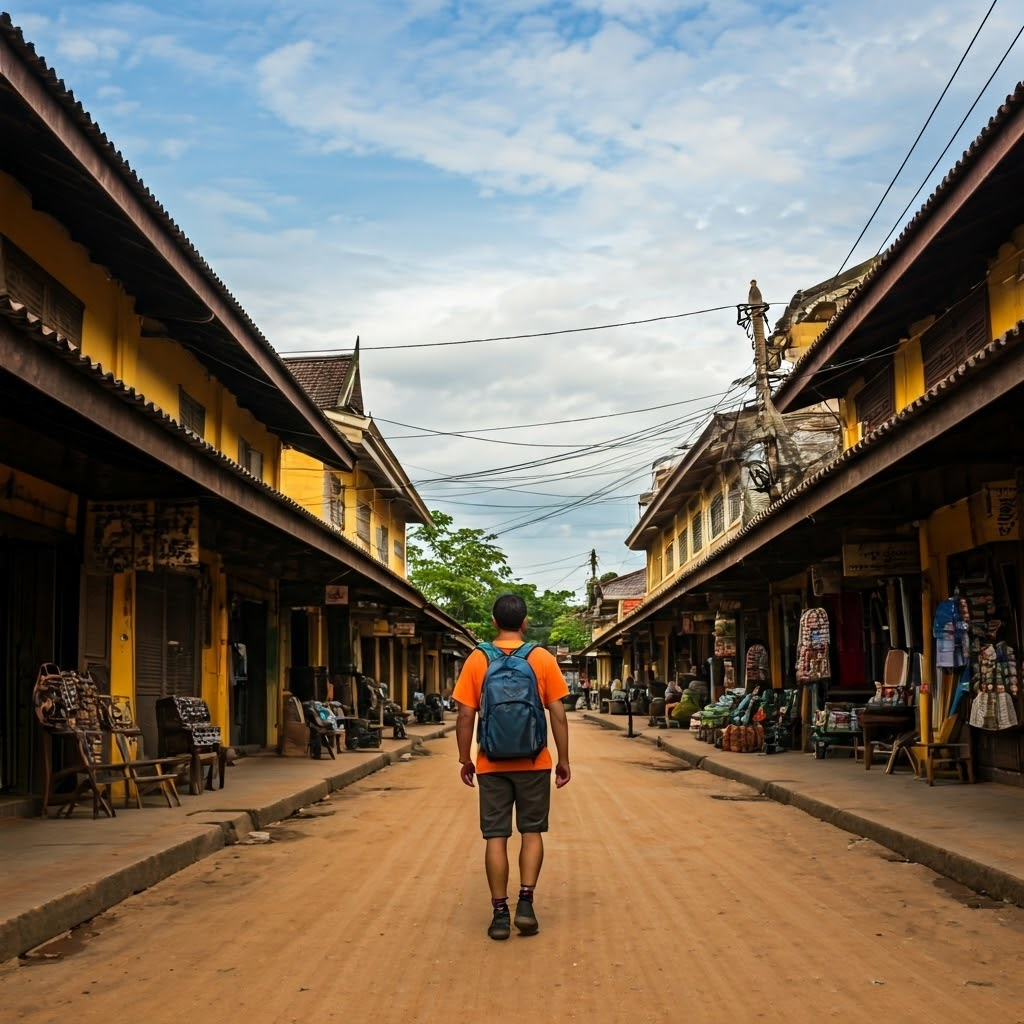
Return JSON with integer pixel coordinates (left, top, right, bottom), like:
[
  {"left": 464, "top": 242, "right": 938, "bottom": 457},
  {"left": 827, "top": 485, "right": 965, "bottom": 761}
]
[
  {"left": 599, "top": 568, "right": 646, "bottom": 599},
  {"left": 283, "top": 354, "right": 364, "bottom": 414}
]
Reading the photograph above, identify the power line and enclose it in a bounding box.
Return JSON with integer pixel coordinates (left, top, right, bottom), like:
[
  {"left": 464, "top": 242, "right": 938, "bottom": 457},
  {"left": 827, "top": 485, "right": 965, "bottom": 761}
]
[
  {"left": 831, "top": 0, "right": 1000, "bottom": 281},
  {"left": 377, "top": 388, "right": 737, "bottom": 439},
  {"left": 875, "top": 17, "right": 1024, "bottom": 253},
  {"left": 283, "top": 303, "right": 757, "bottom": 354}
]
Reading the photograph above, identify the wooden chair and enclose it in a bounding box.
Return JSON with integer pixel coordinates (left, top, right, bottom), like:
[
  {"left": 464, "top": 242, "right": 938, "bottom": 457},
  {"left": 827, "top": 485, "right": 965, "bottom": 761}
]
[
  {"left": 918, "top": 713, "right": 974, "bottom": 785},
  {"left": 101, "top": 696, "right": 186, "bottom": 808},
  {"left": 42, "top": 728, "right": 129, "bottom": 819}
]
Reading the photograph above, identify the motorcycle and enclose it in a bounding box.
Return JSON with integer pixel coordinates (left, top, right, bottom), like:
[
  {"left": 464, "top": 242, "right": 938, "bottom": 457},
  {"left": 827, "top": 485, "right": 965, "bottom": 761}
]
[
  {"left": 413, "top": 691, "right": 444, "bottom": 724},
  {"left": 363, "top": 677, "right": 408, "bottom": 739}
]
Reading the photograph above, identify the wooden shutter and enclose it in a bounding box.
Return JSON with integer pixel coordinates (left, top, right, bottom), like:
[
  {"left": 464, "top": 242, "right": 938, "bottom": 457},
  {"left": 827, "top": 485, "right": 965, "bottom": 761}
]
[
  {"left": 855, "top": 363, "right": 895, "bottom": 432},
  {"left": 921, "top": 288, "right": 989, "bottom": 390}
]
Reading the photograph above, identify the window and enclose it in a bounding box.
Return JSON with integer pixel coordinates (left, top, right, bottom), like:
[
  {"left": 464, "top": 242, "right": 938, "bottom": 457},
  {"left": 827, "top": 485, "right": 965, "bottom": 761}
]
[
  {"left": 0, "top": 234, "right": 84, "bottom": 345},
  {"left": 650, "top": 551, "right": 663, "bottom": 586},
  {"left": 178, "top": 387, "right": 206, "bottom": 437},
  {"left": 709, "top": 491, "right": 725, "bottom": 538},
  {"left": 921, "top": 288, "right": 989, "bottom": 390},
  {"left": 854, "top": 364, "right": 895, "bottom": 433},
  {"left": 691, "top": 507, "right": 704, "bottom": 552},
  {"left": 375, "top": 524, "right": 390, "bottom": 564},
  {"left": 728, "top": 480, "right": 742, "bottom": 524},
  {"left": 677, "top": 527, "right": 688, "bottom": 566},
  {"left": 393, "top": 538, "right": 405, "bottom": 563},
  {"left": 356, "top": 502, "right": 371, "bottom": 544},
  {"left": 238, "top": 438, "right": 263, "bottom": 480},
  {"left": 664, "top": 539, "right": 675, "bottom": 576},
  {"left": 324, "top": 473, "right": 345, "bottom": 529}
]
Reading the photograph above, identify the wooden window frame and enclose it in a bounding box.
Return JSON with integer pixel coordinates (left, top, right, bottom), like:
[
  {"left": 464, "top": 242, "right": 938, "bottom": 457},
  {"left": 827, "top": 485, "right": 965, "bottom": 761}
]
[
  {"left": 178, "top": 387, "right": 206, "bottom": 438},
  {"left": 854, "top": 363, "right": 895, "bottom": 433},
  {"left": 921, "top": 288, "right": 990, "bottom": 391}
]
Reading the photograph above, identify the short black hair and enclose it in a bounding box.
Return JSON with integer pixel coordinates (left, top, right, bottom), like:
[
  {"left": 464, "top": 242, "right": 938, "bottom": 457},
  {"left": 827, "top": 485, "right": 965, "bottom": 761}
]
[{"left": 492, "top": 593, "right": 528, "bottom": 631}]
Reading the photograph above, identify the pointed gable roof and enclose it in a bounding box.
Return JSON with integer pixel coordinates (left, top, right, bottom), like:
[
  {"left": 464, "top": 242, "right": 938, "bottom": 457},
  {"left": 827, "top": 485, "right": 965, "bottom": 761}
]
[{"left": 283, "top": 345, "right": 364, "bottom": 415}]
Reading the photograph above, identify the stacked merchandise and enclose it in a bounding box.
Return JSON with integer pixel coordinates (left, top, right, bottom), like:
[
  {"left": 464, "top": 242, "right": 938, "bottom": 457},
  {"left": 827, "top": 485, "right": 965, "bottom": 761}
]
[
  {"left": 956, "top": 578, "right": 1021, "bottom": 732},
  {"left": 714, "top": 613, "right": 737, "bottom": 689},
  {"left": 795, "top": 607, "right": 831, "bottom": 684}
]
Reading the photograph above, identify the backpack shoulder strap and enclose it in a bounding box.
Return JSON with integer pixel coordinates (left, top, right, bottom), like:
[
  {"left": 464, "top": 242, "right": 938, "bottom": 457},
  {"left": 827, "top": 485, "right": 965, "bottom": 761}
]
[
  {"left": 477, "top": 642, "right": 502, "bottom": 662},
  {"left": 511, "top": 641, "right": 539, "bottom": 660}
]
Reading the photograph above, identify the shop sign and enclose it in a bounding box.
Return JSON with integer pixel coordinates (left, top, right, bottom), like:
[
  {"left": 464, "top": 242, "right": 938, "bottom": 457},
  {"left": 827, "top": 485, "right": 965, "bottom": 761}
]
[
  {"left": 621, "top": 598, "right": 643, "bottom": 613},
  {"left": 87, "top": 500, "right": 199, "bottom": 572},
  {"left": 842, "top": 539, "right": 919, "bottom": 577},
  {"left": 325, "top": 584, "right": 349, "bottom": 605},
  {"left": 971, "top": 481, "right": 1020, "bottom": 542},
  {"left": 392, "top": 621, "right": 416, "bottom": 636}
]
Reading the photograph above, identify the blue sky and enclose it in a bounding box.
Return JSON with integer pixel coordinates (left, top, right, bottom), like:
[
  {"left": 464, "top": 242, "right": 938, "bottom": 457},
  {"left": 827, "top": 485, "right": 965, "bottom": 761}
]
[{"left": 7, "top": 1, "right": 1024, "bottom": 598}]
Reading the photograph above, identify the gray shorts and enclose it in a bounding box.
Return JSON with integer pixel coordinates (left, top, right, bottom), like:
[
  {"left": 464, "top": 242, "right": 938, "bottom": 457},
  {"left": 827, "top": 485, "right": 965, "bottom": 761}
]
[{"left": 477, "top": 770, "right": 551, "bottom": 838}]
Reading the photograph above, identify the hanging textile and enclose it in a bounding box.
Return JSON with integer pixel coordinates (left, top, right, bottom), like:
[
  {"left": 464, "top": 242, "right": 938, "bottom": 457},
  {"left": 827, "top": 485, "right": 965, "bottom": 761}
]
[
  {"left": 796, "top": 607, "right": 830, "bottom": 684},
  {"left": 745, "top": 643, "right": 770, "bottom": 685}
]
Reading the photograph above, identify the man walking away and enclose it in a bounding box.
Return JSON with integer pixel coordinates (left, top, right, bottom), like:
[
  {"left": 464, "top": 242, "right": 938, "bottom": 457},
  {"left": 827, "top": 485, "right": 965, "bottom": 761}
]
[{"left": 454, "top": 593, "right": 571, "bottom": 940}]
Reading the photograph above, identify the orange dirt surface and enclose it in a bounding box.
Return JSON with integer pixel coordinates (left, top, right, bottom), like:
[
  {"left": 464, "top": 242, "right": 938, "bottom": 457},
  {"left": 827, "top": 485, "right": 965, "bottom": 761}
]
[{"left": 3, "top": 718, "right": 1024, "bottom": 1023}]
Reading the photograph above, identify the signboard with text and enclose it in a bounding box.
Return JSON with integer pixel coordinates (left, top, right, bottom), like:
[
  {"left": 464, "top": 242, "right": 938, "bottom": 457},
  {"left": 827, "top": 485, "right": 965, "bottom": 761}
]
[{"left": 842, "top": 540, "right": 919, "bottom": 577}]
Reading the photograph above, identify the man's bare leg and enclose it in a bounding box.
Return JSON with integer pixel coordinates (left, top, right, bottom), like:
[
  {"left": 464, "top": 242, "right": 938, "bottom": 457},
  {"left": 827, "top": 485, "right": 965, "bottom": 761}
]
[{"left": 485, "top": 836, "right": 510, "bottom": 898}]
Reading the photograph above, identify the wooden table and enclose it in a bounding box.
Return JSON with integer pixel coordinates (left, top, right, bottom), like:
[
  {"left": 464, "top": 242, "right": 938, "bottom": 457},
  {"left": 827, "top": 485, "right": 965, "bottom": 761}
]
[{"left": 859, "top": 706, "right": 916, "bottom": 769}]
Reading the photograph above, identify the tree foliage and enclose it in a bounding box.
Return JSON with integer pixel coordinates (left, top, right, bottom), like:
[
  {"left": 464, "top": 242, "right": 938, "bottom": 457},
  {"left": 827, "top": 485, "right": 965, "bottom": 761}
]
[
  {"left": 407, "top": 511, "right": 512, "bottom": 632},
  {"left": 548, "top": 610, "right": 592, "bottom": 650},
  {"left": 408, "top": 511, "right": 590, "bottom": 646}
]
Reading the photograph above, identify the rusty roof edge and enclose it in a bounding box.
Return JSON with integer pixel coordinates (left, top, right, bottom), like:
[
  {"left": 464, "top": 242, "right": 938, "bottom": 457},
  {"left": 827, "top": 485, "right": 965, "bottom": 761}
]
[
  {"left": 774, "top": 78, "right": 1024, "bottom": 409},
  {"left": 589, "top": 320, "right": 1024, "bottom": 645},
  {"left": 0, "top": 302, "right": 471, "bottom": 628},
  {"left": 0, "top": 15, "right": 356, "bottom": 474}
]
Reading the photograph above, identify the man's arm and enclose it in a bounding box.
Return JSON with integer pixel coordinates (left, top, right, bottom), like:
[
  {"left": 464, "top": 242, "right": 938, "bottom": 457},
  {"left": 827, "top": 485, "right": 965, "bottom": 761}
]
[
  {"left": 456, "top": 703, "right": 477, "bottom": 786},
  {"left": 546, "top": 698, "right": 571, "bottom": 787}
]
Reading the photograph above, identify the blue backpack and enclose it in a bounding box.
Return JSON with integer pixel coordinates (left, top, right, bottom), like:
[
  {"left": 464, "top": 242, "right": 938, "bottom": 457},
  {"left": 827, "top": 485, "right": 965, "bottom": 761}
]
[{"left": 476, "top": 641, "right": 547, "bottom": 761}]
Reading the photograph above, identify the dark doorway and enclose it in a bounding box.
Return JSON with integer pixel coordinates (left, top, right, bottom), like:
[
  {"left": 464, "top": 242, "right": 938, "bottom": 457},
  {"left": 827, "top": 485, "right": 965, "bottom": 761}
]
[
  {"left": 0, "top": 535, "right": 77, "bottom": 795},
  {"left": 230, "top": 599, "right": 268, "bottom": 748},
  {"left": 135, "top": 570, "right": 200, "bottom": 758}
]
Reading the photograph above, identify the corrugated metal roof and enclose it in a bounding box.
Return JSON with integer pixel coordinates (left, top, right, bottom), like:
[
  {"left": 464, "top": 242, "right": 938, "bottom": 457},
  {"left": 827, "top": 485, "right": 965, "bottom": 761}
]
[
  {"left": 776, "top": 79, "right": 1024, "bottom": 409},
  {"left": 0, "top": 14, "right": 356, "bottom": 472},
  {"left": 0, "top": 297, "right": 472, "bottom": 636}
]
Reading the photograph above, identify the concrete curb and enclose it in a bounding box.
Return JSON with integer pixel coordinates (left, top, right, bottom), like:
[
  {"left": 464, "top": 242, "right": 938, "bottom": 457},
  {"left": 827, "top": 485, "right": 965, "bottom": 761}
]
[
  {"left": 1, "top": 726, "right": 454, "bottom": 962},
  {"left": 580, "top": 713, "right": 1024, "bottom": 906},
  {"left": 0, "top": 824, "right": 228, "bottom": 964}
]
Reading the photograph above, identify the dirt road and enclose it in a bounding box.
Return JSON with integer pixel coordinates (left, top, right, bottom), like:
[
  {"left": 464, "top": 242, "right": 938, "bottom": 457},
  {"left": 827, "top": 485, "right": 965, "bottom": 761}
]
[{"left": 3, "top": 719, "right": 1023, "bottom": 1023}]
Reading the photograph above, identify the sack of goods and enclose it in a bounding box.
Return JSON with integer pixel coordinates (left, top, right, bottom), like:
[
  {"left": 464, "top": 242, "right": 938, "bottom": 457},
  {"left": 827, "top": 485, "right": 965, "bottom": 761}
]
[{"left": 718, "top": 724, "right": 765, "bottom": 753}]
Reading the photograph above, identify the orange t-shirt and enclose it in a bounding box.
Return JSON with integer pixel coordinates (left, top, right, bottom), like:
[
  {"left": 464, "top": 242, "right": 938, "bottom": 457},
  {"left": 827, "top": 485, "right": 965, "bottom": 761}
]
[{"left": 453, "top": 641, "right": 568, "bottom": 774}]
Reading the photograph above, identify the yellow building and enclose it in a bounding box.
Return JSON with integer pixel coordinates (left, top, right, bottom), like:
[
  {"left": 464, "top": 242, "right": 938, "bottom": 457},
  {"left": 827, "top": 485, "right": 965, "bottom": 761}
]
[
  {"left": 279, "top": 351, "right": 445, "bottom": 712},
  {"left": 0, "top": 17, "right": 467, "bottom": 811}
]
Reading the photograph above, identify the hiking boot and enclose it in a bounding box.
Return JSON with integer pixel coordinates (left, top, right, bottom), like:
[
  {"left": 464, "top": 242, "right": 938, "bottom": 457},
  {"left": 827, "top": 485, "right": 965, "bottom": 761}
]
[
  {"left": 514, "top": 899, "right": 539, "bottom": 935},
  {"left": 487, "top": 905, "right": 511, "bottom": 941}
]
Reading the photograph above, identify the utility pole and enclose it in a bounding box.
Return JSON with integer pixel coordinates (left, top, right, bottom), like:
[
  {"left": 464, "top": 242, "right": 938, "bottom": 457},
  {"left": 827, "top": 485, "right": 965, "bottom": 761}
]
[
  {"left": 737, "top": 280, "right": 780, "bottom": 500},
  {"left": 748, "top": 280, "right": 771, "bottom": 414}
]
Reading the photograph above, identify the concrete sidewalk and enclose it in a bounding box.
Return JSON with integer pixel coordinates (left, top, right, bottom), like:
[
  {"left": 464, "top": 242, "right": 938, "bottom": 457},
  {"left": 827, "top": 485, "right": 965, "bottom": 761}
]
[
  {"left": 586, "top": 712, "right": 1024, "bottom": 908},
  {"left": 0, "top": 721, "right": 456, "bottom": 963},
  {"left": 4, "top": 710, "right": 1024, "bottom": 965}
]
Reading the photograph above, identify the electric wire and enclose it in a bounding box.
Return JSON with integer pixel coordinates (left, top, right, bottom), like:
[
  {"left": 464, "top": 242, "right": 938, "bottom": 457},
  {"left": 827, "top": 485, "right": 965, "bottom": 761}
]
[
  {"left": 874, "top": 18, "right": 1024, "bottom": 254},
  {"left": 831, "top": 0, "right": 1000, "bottom": 282}
]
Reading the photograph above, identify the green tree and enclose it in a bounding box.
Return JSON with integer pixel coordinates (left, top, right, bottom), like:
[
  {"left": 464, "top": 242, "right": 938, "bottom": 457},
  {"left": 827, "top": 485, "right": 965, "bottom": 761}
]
[
  {"left": 407, "top": 511, "right": 513, "bottom": 634},
  {"left": 548, "top": 610, "right": 591, "bottom": 650}
]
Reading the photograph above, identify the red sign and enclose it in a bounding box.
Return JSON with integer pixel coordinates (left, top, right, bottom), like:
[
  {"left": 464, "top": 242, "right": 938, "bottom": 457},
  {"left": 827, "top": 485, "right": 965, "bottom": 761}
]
[{"left": 622, "top": 598, "right": 642, "bottom": 613}]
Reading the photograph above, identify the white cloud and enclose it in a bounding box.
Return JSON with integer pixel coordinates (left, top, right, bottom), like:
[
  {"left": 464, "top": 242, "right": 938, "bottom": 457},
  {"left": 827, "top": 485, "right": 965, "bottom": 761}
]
[{"left": 9, "top": 0, "right": 1023, "bottom": 594}]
